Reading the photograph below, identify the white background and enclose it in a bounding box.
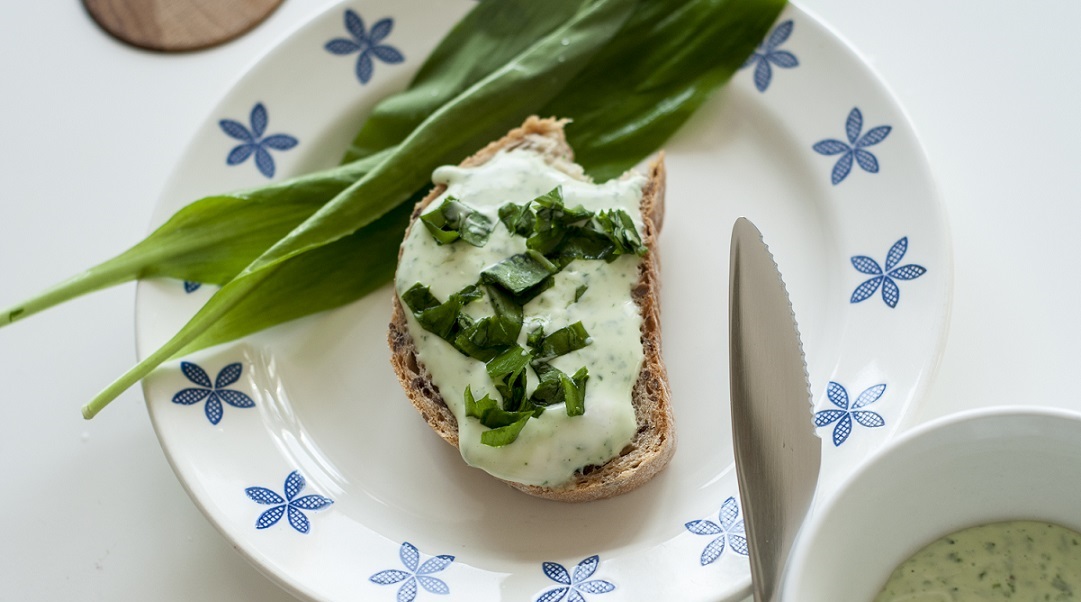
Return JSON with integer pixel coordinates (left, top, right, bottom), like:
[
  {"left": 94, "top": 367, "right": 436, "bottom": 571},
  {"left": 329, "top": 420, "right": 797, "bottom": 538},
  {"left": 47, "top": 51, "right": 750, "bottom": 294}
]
[{"left": 1, "top": 0, "right": 1079, "bottom": 600}]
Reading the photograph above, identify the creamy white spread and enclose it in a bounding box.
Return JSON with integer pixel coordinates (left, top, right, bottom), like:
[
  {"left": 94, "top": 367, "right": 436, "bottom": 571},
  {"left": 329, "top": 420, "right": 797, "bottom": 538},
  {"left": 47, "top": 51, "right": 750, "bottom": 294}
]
[
  {"left": 395, "top": 149, "right": 647, "bottom": 487},
  {"left": 874, "top": 520, "right": 1081, "bottom": 601}
]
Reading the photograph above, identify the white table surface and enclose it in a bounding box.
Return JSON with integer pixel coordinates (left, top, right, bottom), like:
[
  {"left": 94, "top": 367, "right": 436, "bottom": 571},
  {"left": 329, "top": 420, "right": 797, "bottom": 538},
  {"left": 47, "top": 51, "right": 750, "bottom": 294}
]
[{"left": 2, "top": 1, "right": 1078, "bottom": 600}]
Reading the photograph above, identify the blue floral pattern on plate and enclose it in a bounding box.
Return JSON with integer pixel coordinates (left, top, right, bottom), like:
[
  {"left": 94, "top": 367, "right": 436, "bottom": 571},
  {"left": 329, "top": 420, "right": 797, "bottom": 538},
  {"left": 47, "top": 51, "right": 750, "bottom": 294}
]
[
  {"left": 685, "top": 496, "right": 749, "bottom": 565},
  {"left": 536, "top": 555, "right": 615, "bottom": 602},
  {"left": 742, "top": 19, "right": 798, "bottom": 92},
  {"left": 851, "top": 237, "right": 927, "bottom": 307},
  {"left": 325, "top": 10, "right": 405, "bottom": 84},
  {"left": 814, "top": 382, "right": 886, "bottom": 446},
  {"left": 183, "top": 281, "right": 201, "bottom": 293},
  {"left": 219, "top": 103, "right": 298, "bottom": 179},
  {"left": 812, "top": 107, "right": 891, "bottom": 184},
  {"left": 370, "top": 542, "right": 454, "bottom": 602},
  {"left": 172, "top": 361, "right": 254, "bottom": 424},
  {"left": 244, "top": 470, "right": 333, "bottom": 533}
]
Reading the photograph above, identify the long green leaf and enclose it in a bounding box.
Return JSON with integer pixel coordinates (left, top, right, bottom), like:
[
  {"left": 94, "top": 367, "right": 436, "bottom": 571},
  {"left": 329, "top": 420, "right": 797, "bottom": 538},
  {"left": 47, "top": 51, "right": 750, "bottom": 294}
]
[
  {"left": 341, "top": 0, "right": 589, "bottom": 163},
  {"left": 176, "top": 201, "right": 414, "bottom": 354},
  {"left": 80, "top": 0, "right": 638, "bottom": 418},
  {"left": 544, "top": 0, "right": 787, "bottom": 180},
  {"left": 0, "top": 149, "right": 390, "bottom": 327}
]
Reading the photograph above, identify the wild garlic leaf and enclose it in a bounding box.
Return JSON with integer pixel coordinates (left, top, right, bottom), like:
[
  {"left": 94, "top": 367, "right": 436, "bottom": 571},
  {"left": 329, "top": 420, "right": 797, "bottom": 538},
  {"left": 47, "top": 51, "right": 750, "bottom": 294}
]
[
  {"left": 341, "top": 0, "right": 590, "bottom": 164},
  {"left": 465, "top": 386, "right": 533, "bottom": 429},
  {"left": 452, "top": 282, "right": 525, "bottom": 361},
  {"left": 402, "top": 282, "right": 441, "bottom": 313},
  {"left": 0, "top": 150, "right": 391, "bottom": 328},
  {"left": 530, "top": 363, "right": 588, "bottom": 414},
  {"left": 526, "top": 322, "right": 591, "bottom": 408},
  {"left": 177, "top": 201, "right": 412, "bottom": 353},
  {"left": 420, "top": 196, "right": 493, "bottom": 247},
  {"left": 542, "top": 0, "right": 787, "bottom": 181},
  {"left": 562, "top": 368, "right": 588, "bottom": 416},
  {"left": 527, "top": 186, "right": 594, "bottom": 255},
  {"left": 481, "top": 252, "right": 559, "bottom": 295},
  {"left": 534, "top": 321, "right": 591, "bottom": 362},
  {"left": 485, "top": 345, "right": 533, "bottom": 412},
  {"left": 454, "top": 315, "right": 520, "bottom": 362},
  {"left": 463, "top": 385, "right": 491, "bottom": 420},
  {"left": 526, "top": 324, "right": 546, "bottom": 353},
  {"left": 485, "top": 283, "right": 523, "bottom": 325},
  {"left": 498, "top": 201, "right": 536, "bottom": 237},
  {"left": 594, "top": 208, "right": 647, "bottom": 259},
  {"left": 413, "top": 283, "right": 482, "bottom": 340},
  {"left": 555, "top": 226, "right": 615, "bottom": 263},
  {"left": 465, "top": 385, "right": 535, "bottom": 446},
  {"left": 479, "top": 414, "right": 532, "bottom": 447},
  {"left": 530, "top": 362, "right": 566, "bottom": 407}
]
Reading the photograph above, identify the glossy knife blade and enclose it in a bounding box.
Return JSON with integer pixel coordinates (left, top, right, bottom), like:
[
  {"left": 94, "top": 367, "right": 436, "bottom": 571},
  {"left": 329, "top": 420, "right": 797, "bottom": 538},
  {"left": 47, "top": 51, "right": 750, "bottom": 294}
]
[{"left": 729, "top": 217, "right": 821, "bottom": 602}]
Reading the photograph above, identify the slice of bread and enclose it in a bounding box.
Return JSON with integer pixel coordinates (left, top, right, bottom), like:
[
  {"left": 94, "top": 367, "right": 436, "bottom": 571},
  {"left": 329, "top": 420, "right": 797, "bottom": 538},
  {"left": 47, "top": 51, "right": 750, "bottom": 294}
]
[{"left": 387, "top": 116, "right": 674, "bottom": 502}]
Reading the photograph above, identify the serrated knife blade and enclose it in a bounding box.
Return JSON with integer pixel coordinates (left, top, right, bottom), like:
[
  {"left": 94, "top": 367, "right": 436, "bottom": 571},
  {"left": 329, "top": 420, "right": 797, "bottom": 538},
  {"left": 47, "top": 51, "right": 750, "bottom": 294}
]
[{"left": 729, "top": 217, "right": 821, "bottom": 602}]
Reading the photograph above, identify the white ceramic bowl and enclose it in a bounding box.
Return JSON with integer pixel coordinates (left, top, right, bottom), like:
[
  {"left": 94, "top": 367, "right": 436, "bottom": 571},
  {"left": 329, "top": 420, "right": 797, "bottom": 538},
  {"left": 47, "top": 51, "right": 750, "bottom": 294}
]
[{"left": 783, "top": 406, "right": 1081, "bottom": 601}]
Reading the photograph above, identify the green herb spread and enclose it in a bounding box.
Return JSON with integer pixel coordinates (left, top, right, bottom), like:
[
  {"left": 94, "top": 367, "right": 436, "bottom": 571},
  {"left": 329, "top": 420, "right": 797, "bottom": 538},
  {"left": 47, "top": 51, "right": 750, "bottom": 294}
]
[{"left": 875, "top": 520, "right": 1081, "bottom": 601}]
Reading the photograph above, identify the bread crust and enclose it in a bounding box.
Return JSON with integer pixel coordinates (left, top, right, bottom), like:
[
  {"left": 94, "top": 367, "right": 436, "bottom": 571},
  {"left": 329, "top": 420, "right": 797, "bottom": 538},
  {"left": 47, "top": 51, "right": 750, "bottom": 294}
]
[{"left": 387, "top": 117, "right": 674, "bottom": 502}]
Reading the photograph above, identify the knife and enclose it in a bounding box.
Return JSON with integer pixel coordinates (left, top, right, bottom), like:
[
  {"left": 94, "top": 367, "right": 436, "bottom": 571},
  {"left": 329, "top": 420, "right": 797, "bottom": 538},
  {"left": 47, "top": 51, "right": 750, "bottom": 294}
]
[{"left": 729, "top": 217, "right": 821, "bottom": 602}]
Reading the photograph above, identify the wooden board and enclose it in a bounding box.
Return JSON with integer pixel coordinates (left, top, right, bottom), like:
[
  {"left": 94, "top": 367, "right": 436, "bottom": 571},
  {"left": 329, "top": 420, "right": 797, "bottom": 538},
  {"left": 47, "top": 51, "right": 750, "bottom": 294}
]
[{"left": 83, "top": 0, "right": 284, "bottom": 52}]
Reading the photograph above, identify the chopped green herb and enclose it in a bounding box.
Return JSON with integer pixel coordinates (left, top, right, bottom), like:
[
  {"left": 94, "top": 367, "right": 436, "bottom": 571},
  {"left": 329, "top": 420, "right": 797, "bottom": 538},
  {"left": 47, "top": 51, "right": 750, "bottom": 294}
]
[
  {"left": 555, "top": 226, "right": 615, "bottom": 263},
  {"left": 513, "top": 276, "right": 556, "bottom": 305},
  {"left": 530, "top": 362, "right": 588, "bottom": 414},
  {"left": 453, "top": 316, "right": 518, "bottom": 361},
  {"left": 527, "top": 186, "right": 594, "bottom": 255},
  {"left": 529, "top": 362, "right": 565, "bottom": 407},
  {"left": 498, "top": 202, "right": 535, "bottom": 237},
  {"left": 526, "top": 324, "right": 546, "bottom": 353},
  {"left": 465, "top": 386, "right": 530, "bottom": 427},
  {"left": 420, "top": 196, "right": 494, "bottom": 247},
  {"left": 464, "top": 386, "right": 536, "bottom": 447},
  {"left": 524, "top": 322, "right": 589, "bottom": 410},
  {"left": 574, "top": 284, "right": 588, "bottom": 302},
  {"left": 506, "top": 189, "right": 646, "bottom": 267},
  {"left": 485, "top": 283, "right": 523, "bottom": 324},
  {"left": 451, "top": 284, "right": 524, "bottom": 361},
  {"left": 463, "top": 385, "right": 493, "bottom": 420},
  {"left": 405, "top": 282, "right": 481, "bottom": 341},
  {"left": 481, "top": 252, "right": 558, "bottom": 295},
  {"left": 562, "top": 368, "right": 588, "bottom": 416},
  {"left": 401, "top": 283, "right": 441, "bottom": 313},
  {"left": 533, "top": 187, "right": 592, "bottom": 221},
  {"left": 572, "top": 366, "right": 589, "bottom": 393},
  {"left": 534, "top": 321, "right": 591, "bottom": 361},
  {"left": 485, "top": 345, "right": 533, "bottom": 411},
  {"left": 526, "top": 249, "right": 559, "bottom": 273},
  {"left": 594, "top": 208, "right": 647, "bottom": 259},
  {"left": 480, "top": 414, "right": 532, "bottom": 447}
]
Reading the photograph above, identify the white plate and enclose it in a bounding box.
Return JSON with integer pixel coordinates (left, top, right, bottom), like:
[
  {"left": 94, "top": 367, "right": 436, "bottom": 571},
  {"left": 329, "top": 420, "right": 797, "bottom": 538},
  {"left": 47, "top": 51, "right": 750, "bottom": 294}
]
[{"left": 138, "top": 2, "right": 951, "bottom": 600}]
